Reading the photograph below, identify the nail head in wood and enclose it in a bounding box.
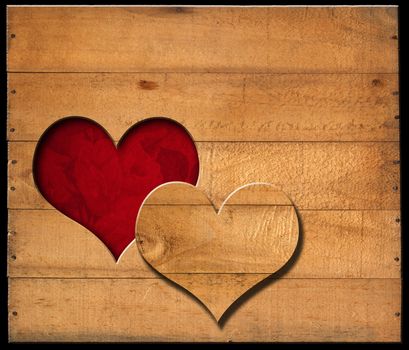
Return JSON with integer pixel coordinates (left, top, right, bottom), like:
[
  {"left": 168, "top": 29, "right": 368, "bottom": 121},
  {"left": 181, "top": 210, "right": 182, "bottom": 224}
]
[
  {"left": 394, "top": 257, "right": 399, "bottom": 262},
  {"left": 12, "top": 311, "right": 18, "bottom": 316},
  {"left": 392, "top": 185, "right": 398, "bottom": 192},
  {"left": 11, "top": 160, "right": 17, "bottom": 164},
  {"left": 395, "top": 217, "right": 400, "bottom": 223},
  {"left": 391, "top": 35, "right": 398, "bottom": 40},
  {"left": 9, "top": 128, "right": 15, "bottom": 132},
  {"left": 394, "top": 115, "right": 400, "bottom": 120},
  {"left": 392, "top": 91, "right": 399, "bottom": 96},
  {"left": 10, "top": 33, "right": 16, "bottom": 39},
  {"left": 10, "top": 186, "right": 16, "bottom": 191},
  {"left": 395, "top": 312, "right": 400, "bottom": 317},
  {"left": 10, "top": 89, "right": 16, "bottom": 94},
  {"left": 11, "top": 255, "right": 16, "bottom": 260},
  {"left": 393, "top": 160, "right": 400, "bottom": 165}
]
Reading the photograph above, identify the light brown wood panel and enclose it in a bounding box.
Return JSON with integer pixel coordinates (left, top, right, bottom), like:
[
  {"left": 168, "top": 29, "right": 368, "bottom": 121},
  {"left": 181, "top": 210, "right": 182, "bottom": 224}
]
[
  {"left": 7, "top": 73, "right": 399, "bottom": 142},
  {"left": 8, "top": 278, "right": 401, "bottom": 342},
  {"left": 8, "top": 209, "right": 401, "bottom": 278},
  {"left": 6, "top": 5, "right": 401, "bottom": 343},
  {"left": 7, "top": 7, "right": 398, "bottom": 73},
  {"left": 199, "top": 141, "right": 400, "bottom": 210},
  {"left": 8, "top": 142, "right": 400, "bottom": 210}
]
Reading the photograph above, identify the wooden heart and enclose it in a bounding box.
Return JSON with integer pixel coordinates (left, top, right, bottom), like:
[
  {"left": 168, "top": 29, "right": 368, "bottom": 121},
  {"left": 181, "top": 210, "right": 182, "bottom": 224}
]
[{"left": 136, "top": 183, "right": 299, "bottom": 321}]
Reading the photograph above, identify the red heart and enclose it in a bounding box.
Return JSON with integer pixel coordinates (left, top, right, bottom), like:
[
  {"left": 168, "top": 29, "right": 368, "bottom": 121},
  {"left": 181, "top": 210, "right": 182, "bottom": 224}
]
[{"left": 33, "top": 117, "right": 199, "bottom": 260}]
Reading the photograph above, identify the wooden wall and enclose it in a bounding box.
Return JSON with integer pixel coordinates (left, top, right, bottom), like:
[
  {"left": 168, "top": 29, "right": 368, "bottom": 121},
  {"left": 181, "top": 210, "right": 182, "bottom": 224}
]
[{"left": 7, "top": 6, "right": 400, "bottom": 342}]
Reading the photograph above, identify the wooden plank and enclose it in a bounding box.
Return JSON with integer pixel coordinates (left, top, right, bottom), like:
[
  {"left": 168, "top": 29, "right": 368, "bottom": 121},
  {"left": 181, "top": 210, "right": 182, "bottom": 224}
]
[
  {"left": 7, "top": 7, "right": 398, "bottom": 73},
  {"left": 199, "top": 141, "right": 400, "bottom": 210},
  {"left": 8, "top": 141, "right": 400, "bottom": 210},
  {"left": 8, "top": 278, "right": 401, "bottom": 342},
  {"left": 7, "top": 73, "right": 399, "bottom": 142},
  {"left": 8, "top": 209, "right": 401, "bottom": 278}
]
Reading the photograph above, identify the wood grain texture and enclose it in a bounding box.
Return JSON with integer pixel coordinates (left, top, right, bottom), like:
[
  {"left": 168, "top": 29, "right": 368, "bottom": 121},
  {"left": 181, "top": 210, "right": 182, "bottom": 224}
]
[
  {"left": 7, "top": 7, "right": 398, "bottom": 73},
  {"left": 7, "top": 141, "right": 400, "bottom": 210},
  {"left": 7, "top": 73, "right": 399, "bottom": 142},
  {"left": 198, "top": 141, "right": 400, "bottom": 210},
  {"left": 8, "top": 209, "right": 401, "bottom": 278},
  {"left": 136, "top": 183, "right": 299, "bottom": 320},
  {"left": 8, "top": 278, "right": 401, "bottom": 342},
  {"left": 137, "top": 183, "right": 298, "bottom": 274},
  {"left": 6, "top": 5, "right": 401, "bottom": 342}
]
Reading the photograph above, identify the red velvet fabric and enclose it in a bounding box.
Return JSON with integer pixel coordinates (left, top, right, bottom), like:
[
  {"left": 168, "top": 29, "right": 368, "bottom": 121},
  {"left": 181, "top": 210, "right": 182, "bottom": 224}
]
[{"left": 33, "top": 117, "right": 199, "bottom": 260}]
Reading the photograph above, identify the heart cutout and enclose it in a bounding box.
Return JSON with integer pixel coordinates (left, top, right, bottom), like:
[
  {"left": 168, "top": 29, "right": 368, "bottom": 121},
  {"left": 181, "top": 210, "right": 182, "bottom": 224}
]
[
  {"left": 136, "top": 182, "right": 299, "bottom": 321},
  {"left": 33, "top": 117, "right": 199, "bottom": 260}
]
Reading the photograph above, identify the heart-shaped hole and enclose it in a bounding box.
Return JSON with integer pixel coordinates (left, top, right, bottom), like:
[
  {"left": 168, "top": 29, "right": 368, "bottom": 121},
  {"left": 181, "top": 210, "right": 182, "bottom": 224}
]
[{"left": 33, "top": 116, "right": 199, "bottom": 260}]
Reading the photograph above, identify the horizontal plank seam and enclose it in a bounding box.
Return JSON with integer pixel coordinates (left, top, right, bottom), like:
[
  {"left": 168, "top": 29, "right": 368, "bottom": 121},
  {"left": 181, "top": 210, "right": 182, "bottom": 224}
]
[
  {"left": 6, "top": 140, "right": 401, "bottom": 143},
  {"left": 6, "top": 71, "right": 399, "bottom": 75},
  {"left": 5, "top": 5, "right": 400, "bottom": 7},
  {"left": 7, "top": 208, "right": 401, "bottom": 211},
  {"left": 7, "top": 276, "right": 402, "bottom": 280},
  {"left": 134, "top": 204, "right": 295, "bottom": 207}
]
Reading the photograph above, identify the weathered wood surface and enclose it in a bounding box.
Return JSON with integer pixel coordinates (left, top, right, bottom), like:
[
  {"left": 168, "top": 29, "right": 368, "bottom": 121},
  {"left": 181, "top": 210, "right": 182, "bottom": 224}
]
[
  {"left": 7, "top": 73, "right": 399, "bottom": 142},
  {"left": 8, "top": 209, "right": 401, "bottom": 278},
  {"left": 8, "top": 141, "right": 400, "bottom": 210},
  {"left": 8, "top": 278, "right": 401, "bottom": 342},
  {"left": 6, "top": 5, "right": 401, "bottom": 342},
  {"left": 7, "top": 7, "right": 398, "bottom": 73}
]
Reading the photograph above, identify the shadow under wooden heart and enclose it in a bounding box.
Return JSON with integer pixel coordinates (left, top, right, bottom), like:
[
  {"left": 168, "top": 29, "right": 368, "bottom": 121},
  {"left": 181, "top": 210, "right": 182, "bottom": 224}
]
[{"left": 136, "top": 182, "right": 299, "bottom": 322}]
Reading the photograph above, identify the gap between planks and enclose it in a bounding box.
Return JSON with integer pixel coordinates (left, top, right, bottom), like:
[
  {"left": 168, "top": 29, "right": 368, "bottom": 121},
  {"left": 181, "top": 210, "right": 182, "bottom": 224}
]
[
  {"left": 7, "top": 208, "right": 401, "bottom": 211},
  {"left": 6, "top": 140, "right": 401, "bottom": 143},
  {"left": 8, "top": 277, "right": 402, "bottom": 280},
  {"left": 7, "top": 71, "right": 400, "bottom": 74}
]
